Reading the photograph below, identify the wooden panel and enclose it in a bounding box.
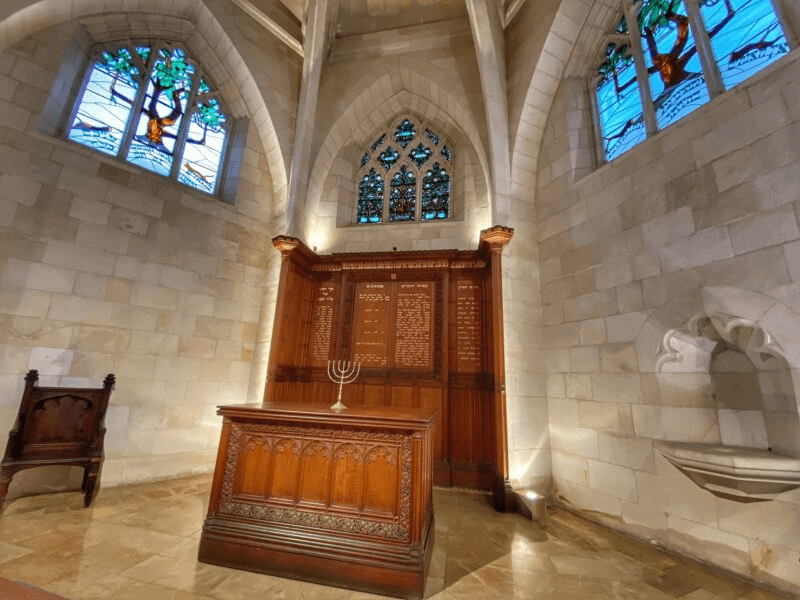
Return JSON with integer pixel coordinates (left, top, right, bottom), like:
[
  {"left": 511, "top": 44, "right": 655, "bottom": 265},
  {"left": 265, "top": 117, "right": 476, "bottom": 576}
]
[
  {"left": 298, "top": 441, "right": 331, "bottom": 505},
  {"left": 363, "top": 446, "right": 398, "bottom": 516},
  {"left": 330, "top": 443, "right": 363, "bottom": 509},
  {"left": 265, "top": 235, "right": 513, "bottom": 497},
  {"left": 271, "top": 439, "right": 300, "bottom": 500}
]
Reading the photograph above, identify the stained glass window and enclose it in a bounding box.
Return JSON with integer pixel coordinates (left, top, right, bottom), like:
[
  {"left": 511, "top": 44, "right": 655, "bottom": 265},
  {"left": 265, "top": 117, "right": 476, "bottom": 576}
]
[
  {"left": 639, "top": 0, "right": 709, "bottom": 129},
  {"left": 596, "top": 21, "right": 647, "bottom": 160},
  {"left": 355, "top": 116, "right": 452, "bottom": 224},
  {"left": 68, "top": 42, "right": 231, "bottom": 196},
  {"left": 409, "top": 143, "right": 432, "bottom": 167},
  {"left": 592, "top": 0, "right": 790, "bottom": 163},
  {"left": 378, "top": 146, "right": 400, "bottom": 170},
  {"left": 700, "top": 0, "right": 789, "bottom": 89},
  {"left": 395, "top": 119, "right": 416, "bottom": 148},
  {"left": 421, "top": 163, "right": 450, "bottom": 220},
  {"left": 389, "top": 167, "right": 416, "bottom": 221},
  {"left": 358, "top": 169, "right": 384, "bottom": 223}
]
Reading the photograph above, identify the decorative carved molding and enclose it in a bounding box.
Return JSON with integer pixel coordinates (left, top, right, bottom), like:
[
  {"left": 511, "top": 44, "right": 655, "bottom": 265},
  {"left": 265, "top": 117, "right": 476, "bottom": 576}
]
[{"left": 479, "top": 225, "right": 514, "bottom": 251}]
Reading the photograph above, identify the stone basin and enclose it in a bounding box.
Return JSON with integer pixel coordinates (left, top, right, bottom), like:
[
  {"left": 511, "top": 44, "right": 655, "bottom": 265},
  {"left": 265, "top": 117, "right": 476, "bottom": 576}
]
[{"left": 655, "top": 441, "right": 800, "bottom": 502}]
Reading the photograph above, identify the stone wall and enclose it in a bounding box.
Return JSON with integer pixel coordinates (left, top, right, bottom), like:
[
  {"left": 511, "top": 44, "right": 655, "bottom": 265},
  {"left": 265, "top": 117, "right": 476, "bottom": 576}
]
[
  {"left": 537, "top": 50, "right": 800, "bottom": 593},
  {"left": 0, "top": 18, "right": 282, "bottom": 493}
]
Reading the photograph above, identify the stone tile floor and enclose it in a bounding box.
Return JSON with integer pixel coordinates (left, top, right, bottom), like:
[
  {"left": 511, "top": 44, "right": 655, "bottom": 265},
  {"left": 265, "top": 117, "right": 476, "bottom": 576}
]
[{"left": 0, "top": 475, "right": 794, "bottom": 600}]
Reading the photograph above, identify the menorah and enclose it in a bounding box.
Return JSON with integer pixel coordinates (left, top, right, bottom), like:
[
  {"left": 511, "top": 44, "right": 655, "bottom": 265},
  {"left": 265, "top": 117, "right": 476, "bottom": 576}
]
[{"left": 327, "top": 360, "right": 360, "bottom": 411}]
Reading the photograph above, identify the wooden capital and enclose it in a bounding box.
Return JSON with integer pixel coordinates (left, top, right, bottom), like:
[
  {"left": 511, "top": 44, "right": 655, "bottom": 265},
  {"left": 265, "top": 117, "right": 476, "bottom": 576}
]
[{"left": 479, "top": 225, "right": 514, "bottom": 252}]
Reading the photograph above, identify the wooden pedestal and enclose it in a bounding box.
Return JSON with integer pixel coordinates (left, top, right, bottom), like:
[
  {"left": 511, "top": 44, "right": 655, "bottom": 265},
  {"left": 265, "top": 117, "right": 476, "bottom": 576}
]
[{"left": 198, "top": 402, "right": 436, "bottom": 600}]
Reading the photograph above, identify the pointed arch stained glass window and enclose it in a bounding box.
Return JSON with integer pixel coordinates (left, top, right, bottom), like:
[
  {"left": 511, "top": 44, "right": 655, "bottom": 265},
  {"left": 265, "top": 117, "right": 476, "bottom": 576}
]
[
  {"left": 356, "top": 116, "right": 452, "bottom": 223},
  {"left": 421, "top": 163, "right": 450, "bottom": 220},
  {"left": 389, "top": 166, "right": 416, "bottom": 221},
  {"left": 67, "top": 42, "right": 230, "bottom": 196}
]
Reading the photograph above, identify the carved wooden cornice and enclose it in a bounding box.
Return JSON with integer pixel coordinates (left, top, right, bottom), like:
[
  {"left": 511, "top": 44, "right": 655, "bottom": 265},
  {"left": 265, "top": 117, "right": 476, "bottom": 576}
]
[{"left": 479, "top": 225, "right": 514, "bottom": 252}]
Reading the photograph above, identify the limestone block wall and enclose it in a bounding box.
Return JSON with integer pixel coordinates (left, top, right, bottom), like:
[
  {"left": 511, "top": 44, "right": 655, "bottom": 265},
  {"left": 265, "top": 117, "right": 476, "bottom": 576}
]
[
  {"left": 0, "top": 21, "right": 280, "bottom": 494},
  {"left": 537, "top": 50, "right": 800, "bottom": 594}
]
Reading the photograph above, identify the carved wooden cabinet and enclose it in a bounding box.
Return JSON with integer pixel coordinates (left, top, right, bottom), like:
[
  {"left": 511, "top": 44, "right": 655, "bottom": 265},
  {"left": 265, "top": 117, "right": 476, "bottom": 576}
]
[{"left": 198, "top": 402, "right": 436, "bottom": 600}]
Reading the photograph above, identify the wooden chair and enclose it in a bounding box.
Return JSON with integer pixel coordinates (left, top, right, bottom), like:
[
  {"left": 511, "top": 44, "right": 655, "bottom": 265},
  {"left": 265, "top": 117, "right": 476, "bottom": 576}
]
[{"left": 0, "top": 370, "right": 115, "bottom": 511}]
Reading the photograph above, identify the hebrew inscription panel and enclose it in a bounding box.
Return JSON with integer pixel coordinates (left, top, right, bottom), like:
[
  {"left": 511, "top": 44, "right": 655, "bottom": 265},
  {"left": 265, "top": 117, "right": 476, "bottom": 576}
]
[
  {"left": 309, "top": 283, "right": 336, "bottom": 364},
  {"left": 455, "top": 280, "right": 481, "bottom": 372},
  {"left": 353, "top": 283, "right": 391, "bottom": 367},
  {"left": 394, "top": 282, "right": 433, "bottom": 370}
]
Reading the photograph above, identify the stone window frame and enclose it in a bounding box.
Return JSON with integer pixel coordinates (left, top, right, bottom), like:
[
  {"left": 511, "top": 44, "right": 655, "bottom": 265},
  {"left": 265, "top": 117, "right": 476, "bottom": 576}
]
[
  {"left": 354, "top": 114, "right": 455, "bottom": 225},
  {"left": 587, "top": 0, "right": 800, "bottom": 166},
  {"left": 42, "top": 29, "right": 248, "bottom": 205}
]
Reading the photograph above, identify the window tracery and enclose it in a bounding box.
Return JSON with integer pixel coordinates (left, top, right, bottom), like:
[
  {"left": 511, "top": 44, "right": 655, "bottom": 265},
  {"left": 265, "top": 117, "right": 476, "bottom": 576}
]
[
  {"left": 592, "top": 0, "right": 793, "bottom": 162},
  {"left": 67, "top": 41, "right": 232, "bottom": 196},
  {"left": 356, "top": 116, "right": 452, "bottom": 224}
]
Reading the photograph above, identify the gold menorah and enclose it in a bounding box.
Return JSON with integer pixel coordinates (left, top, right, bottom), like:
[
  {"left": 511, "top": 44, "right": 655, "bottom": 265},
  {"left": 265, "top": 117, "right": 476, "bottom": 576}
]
[{"left": 327, "top": 360, "right": 360, "bottom": 411}]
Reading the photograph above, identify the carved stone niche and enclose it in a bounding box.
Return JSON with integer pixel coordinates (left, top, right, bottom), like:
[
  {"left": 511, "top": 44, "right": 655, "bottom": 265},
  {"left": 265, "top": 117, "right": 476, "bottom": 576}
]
[{"left": 655, "top": 313, "right": 800, "bottom": 502}]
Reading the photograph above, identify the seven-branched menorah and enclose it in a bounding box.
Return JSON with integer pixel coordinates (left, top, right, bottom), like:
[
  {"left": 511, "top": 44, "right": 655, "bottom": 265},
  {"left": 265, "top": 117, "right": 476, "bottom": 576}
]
[{"left": 326, "top": 360, "right": 360, "bottom": 410}]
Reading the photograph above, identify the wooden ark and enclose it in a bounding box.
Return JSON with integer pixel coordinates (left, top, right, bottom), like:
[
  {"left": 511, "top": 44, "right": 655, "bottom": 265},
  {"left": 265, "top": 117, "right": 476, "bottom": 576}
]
[
  {"left": 198, "top": 402, "right": 436, "bottom": 599},
  {"left": 266, "top": 226, "right": 514, "bottom": 510}
]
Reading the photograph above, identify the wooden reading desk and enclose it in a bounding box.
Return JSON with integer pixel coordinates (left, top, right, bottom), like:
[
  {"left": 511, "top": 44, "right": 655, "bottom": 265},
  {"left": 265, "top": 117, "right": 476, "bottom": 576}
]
[{"left": 198, "top": 402, "right": 436, "bottom": 600}]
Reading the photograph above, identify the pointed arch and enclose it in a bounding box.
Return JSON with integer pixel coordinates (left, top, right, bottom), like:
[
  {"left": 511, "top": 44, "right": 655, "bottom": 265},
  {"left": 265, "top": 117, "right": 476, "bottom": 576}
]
[{"left": 0, "top": 0, "right": 288, "bottom": 205}]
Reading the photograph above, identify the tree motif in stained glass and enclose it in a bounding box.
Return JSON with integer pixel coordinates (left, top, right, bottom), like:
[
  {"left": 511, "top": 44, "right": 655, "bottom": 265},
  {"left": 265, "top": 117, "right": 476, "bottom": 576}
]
[
  {"left": 68, "top": 47, "right": 142, "bottom": 156},
  {"left": 440, "top": 146, "right": 452, "bottom": 162},
  {"left": 409, "top": 143, "right": 432, "bottom": 167},
  {"left": 178, "top": 90, "right": 227, "bottom": 194},
  {"left": 638, "top": 0, "right": 709, "bottom": 129},
  {"left": 378, "top": 146, "right": 400, "bottom": 170},
  {"left": 425, "top": 129, "right": 440, "bottom": 145},
  {"left": 389, "top": 166, "right": 416, "bottom": 221},
  {"left": 700, "top": 0, "right": 789, "bottom": 90},
  {"left": 370, "top": 134, "right": 386, "bottom": 152},
  {"left": 596, "top": 32, "right": 646, "bottom": 160},
  {"left": 421, "top": 163, "right": 450, "bottom": 220},
  {"left": 127, "top": 47, "right": 195, "bottom": 176},
  {"left": 360, "top": 152, "right": 370, "bottom": 167},
  {"left": 358, "top": 169, "right": 384, "bottom": 223},
  {"left": 394, "top": 118, "right": 416, "bottom": 148}
]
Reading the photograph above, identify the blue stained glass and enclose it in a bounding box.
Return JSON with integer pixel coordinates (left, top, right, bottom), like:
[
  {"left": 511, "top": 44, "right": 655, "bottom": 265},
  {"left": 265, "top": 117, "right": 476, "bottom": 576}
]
[
  {"left": 389, "top": 166, "right": 416, "bottom": 221},
  {"left": 596, "top": 39, "right": 646, "bottom": 160},
  {"left": 127, "top": 47, "right": 195, "bottom": 176},
  {"left": 409, "top": 143, "right": 432, "bottom": 167},
  {"left": 370, "top": 134, "right": 386, "bottom": 152},
  {"left": 425, "top": 129, "right": 440, "bottom": 145},
  {"left": 639, "top": 0, "right": 709, "bottom": 129},
  {"left": 421, "top": 163, "right": 449, "bottom": 220},
  {"left": 700, "top": 0, "right": 789, "bottom": 90},
  {"left": 178, "top": 98, "right": 226, "bottom": 194},
  {"left": 68, "top": 48, "right": 141, "bottom": 156},
  {"left": 358, "top": 169, "right": 384, "bottom": 223},
  {"left": 378, "top": 146, "right": 400, "bottom": 170},
  {"left": 394, "top": 119, "right": 416, "bottom": 148},
  {"left": 440, "top": 146, "right": 452, "bottom": 162},
  {"left": 360, "top": 152, "right": 370, "bottom": 167}
]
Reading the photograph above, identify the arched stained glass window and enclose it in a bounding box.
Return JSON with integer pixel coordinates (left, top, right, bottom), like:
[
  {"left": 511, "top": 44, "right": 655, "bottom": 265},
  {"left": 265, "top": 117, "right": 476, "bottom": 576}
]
[
  {"left": 592, "top": 0, "right": 794, "bottom": 162},
  {"left": 421, "top": 163, "right": 450, "bottom": 220},
  {"left": 355, "top": 116, "right": 453, "bottom": 224},
  {"left": 68, "top": 41, "right": 231, "bottom": 196}
]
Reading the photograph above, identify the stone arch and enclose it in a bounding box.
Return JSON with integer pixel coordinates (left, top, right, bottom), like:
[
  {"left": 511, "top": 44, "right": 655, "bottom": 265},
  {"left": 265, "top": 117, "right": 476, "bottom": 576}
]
[
  {"left": 510, "top": 0, "right": 619, "bottom": 194},
  {"left": 0, "top": 0, "right": 288, "bottom": 205},
  {"left": 302, "top": 70, "right": 491, "bottom": 247}
]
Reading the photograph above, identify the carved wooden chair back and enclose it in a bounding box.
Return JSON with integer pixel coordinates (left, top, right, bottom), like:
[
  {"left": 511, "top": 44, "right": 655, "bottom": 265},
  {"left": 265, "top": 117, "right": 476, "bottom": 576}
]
[{"left": 0, "top": 370, "right": 115, "bottom": 511}]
